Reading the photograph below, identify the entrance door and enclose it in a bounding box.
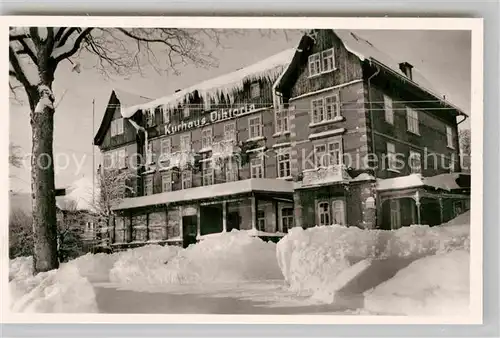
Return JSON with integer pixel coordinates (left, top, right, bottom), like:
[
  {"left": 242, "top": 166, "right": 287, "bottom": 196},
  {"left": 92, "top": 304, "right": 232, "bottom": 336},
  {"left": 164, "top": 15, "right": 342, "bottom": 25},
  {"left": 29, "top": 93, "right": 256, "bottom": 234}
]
[
  {"left": 182, "top": 215, "right": 197, "bottom": 248},
  {"left": 227, "top": 211, "right": 241, "bottom": 232}
]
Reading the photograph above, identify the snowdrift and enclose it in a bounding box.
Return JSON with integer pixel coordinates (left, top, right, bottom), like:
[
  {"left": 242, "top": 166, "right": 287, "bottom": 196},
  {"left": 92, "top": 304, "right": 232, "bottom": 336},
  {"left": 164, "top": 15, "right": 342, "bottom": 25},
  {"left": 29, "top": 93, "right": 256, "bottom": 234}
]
[
  {"left": 109, "top": 244, "right": 181, "bottom": 284},
  {"left": 9, "top": 256, "right": 98, "bottom": 313},
  {"left": 364, "top": 250, "right": 470, "bottom": 316},
  {"left": 276, "top": 221, "right": 470, "bottom": 309},
  {"left": 109, "top": 230, "right": 282, "bottom": 285}
]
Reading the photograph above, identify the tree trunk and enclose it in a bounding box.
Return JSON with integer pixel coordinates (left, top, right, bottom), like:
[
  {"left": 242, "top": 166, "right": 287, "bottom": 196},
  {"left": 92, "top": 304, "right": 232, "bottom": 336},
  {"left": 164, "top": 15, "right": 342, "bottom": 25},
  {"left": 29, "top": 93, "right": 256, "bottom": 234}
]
[{"left": 30, "top": 97, "right": 59, "bottom": 273}]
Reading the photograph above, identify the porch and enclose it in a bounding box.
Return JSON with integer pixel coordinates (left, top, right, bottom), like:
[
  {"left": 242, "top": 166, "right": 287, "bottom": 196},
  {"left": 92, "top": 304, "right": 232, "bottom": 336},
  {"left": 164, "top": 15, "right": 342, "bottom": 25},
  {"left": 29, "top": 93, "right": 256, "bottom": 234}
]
[
  {"left": 110, "top": 179, "right": 294, "bottom": 249},
  {"left": 376, "top": 173, "right": 471, "bottom": 230}
]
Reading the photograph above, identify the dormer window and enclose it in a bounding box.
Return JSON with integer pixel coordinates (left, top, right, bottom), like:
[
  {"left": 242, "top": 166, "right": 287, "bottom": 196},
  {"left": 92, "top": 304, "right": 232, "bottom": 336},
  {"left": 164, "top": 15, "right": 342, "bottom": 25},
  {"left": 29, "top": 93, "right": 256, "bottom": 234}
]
[{"left": 250, "top": 82, "right": 261, "bottom": 99}]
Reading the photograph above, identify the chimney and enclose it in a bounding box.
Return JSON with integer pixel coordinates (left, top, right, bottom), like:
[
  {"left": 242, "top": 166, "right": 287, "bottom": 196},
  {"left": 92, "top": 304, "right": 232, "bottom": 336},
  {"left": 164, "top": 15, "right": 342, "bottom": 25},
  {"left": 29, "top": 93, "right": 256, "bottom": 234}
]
[{"left": 398, "top": 62, "right": 414, "bottom": 80}]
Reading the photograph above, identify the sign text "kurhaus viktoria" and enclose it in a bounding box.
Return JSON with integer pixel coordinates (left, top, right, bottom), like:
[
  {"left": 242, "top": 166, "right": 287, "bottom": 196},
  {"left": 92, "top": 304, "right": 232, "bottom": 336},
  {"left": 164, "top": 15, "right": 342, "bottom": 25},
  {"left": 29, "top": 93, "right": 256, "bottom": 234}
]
[{"left": 165, "top": 104, "right": 257, "bottom": 135}]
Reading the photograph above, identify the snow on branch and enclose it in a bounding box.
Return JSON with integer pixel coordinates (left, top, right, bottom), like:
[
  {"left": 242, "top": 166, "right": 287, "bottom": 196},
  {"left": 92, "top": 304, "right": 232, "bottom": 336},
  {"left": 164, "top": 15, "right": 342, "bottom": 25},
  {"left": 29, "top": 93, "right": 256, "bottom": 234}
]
[{"left": 52, "top": 28, "right": 93, "bottom": 62}]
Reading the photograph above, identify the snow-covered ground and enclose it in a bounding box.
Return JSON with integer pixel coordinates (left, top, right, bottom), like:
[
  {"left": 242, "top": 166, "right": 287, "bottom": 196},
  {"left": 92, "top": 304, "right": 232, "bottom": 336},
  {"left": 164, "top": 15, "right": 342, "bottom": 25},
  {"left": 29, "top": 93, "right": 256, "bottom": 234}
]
[{"left": 9, "top": 212, "right": 470, "bottom": 315}]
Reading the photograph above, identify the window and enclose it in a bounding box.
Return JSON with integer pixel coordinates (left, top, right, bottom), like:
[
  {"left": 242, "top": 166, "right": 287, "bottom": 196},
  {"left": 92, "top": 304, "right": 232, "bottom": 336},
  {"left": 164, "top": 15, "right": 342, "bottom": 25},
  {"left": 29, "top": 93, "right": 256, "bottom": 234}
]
[
  {"left": 118, "top": 148, "right": 127, "bottom": 169},
  {"left": 406, "top": 107, "right": 420, "bottom": 134},
  {"left": 311, "top": 95, "right": 340, "bottom": 124},
  {"left": 314, "top": 144, "right": 327, "bottom": 168},
  {"left": 390, "top": 199, "right": 401, "bottom": 229},
  {"left": 248, "top": 115, "right": 262, "bottom": 139},
  {"left": 201, "top": 127, "right": 213, "bottom": 149},
  {"left": 321, "top": 48, "right": 335, "bottom": 72},
  {"left": 332, "top": 200, "right": 345, "bottom": 225},
  {"left": 146, "top": 141, "right": 154, "bottom": 164},
  {"left": 446, "top": 126, "right": 454, "bottom": 148},
  {"left": 257, "top": 209, "right": 266, "bottom": 231},
  {"left": 386, "top": 142, "right": 398, "bottom": 171},
  {"left": 318, "top": 202, "right": 330, "bottom": 226},
  {"left": 162, "top": 107, "right": 170, "bottom": 124},
  {"left": 103, "top": 153, "right": 112, "bottom": 168},
  {"left": 308, "top": 53, "right": 321, "bottom": 77},
  {"left": 409, "top": 150, "right": 422, "bottom": 174},
  {"left": 144, "top": 176, "right": 153, "bottom": 196},
  {"left": 328, "top": 140, "right": 342, "bottom": 165},
  {"left": 146, "top": 108, "right": 155, "bottom": 127},
  {"left": 384, "top": 94, "right": 394, "bottom": 124},
  {"left": 275, "top": 109, "right": 289, "bottom": 134},
  {"left": 183, "top": 107, "right": 190, "bottom": 118},
  {"left": 182, "top": 170, "right": 192, "bottom": 189},
  {"left": 250, "top": 156, "right": 264, "bottom": 178},
  {"left": 311, "top": 99, "right": 324, "bottom": 124},
  {"left": 202, "top": 161, "right": 214, "bottom": 186},
  {"left": 324, "top": 95, "right": 340, "bottom": 120},
  {"left": 277, "top": 148, "right": 291, "bottom": 178},
  {"left": 160, "top": 138, "right": 171, "bottom": 159},
  {"left": 250, "top": 82, "right": 260, "bottom": 99},
  {"left": 161, "top": 172, "right": 172, "bottom": 192},
  {"left": 308, "top": 49, "right": 336, "bottom": 77},
  {"left": 453, "top": 201, "right": 464, "bottom": 217},
  {"left": 225, "top": 159, "right": 238, "bottom": 182},
  {"left": 224, "top": 122, "right": 236, "bottom": 141},
  {"left": 111, "top": 118, "right": 124, "bottom": 137},
  {"left": 281, "top": 207, "right": 294, "bottom": 233},
  {"left": 111, "top": 151, "right": 118, "bottom": 169},
  {"left": 180, "top": 133, "right": 191, "bottom": 152}
]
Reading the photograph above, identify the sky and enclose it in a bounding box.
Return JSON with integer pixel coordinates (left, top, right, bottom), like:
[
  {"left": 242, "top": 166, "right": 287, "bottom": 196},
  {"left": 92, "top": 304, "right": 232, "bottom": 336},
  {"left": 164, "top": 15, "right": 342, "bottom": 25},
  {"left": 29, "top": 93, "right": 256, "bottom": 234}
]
[{"left": 9, "top": 29, "right": 472, "bottom": 193}]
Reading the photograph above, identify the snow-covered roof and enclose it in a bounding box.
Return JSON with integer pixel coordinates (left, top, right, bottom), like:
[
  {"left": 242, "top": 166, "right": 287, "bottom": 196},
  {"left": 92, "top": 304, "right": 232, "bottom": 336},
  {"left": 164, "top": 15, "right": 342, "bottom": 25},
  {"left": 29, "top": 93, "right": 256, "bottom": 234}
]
[
  {"left": 276, "top": 30, "right": 466, "bottom": 116},
  {"left": 376, "top": 173, "right": 469, "bottom": 192},
  {"left": 113, "top": 88, "right": 151, "bottom": 108},
  {"left": 334, "top": 31, "right": 439, "bottom": 95},
  {"left": 120, "top": 48, "right": 297, "bottom": 118},
  {"left": 112, "top": 178, "right": 294, "bottom": 211}
]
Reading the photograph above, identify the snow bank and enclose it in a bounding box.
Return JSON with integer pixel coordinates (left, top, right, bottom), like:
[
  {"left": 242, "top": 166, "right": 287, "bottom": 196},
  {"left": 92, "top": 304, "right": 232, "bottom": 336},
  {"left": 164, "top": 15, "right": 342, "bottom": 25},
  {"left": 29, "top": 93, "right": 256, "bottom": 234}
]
[
  {"left": 9, "top": 257, "right": 98, "bottom": 313},
  {"left": 109, "top": 231, "right": 282, "bottom": 285},
  {"left": 71, "top": 252, "right": 119, "bottom": 282},
  {"left": 109, "top": 245, "right": 181, "bottom": 284},
  {"left": 364, "top": 250, "right": 470, "bottom": 316},
  {"left": 276, "top": 222, "right": 469, "bottom": 301}
]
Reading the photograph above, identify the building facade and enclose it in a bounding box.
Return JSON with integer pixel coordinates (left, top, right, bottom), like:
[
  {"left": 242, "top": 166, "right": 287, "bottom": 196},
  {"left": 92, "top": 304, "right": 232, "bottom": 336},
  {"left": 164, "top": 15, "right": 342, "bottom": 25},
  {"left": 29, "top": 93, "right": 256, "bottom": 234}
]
[{"left": 93, "top": 30, "right": 470, "bottom": 250}]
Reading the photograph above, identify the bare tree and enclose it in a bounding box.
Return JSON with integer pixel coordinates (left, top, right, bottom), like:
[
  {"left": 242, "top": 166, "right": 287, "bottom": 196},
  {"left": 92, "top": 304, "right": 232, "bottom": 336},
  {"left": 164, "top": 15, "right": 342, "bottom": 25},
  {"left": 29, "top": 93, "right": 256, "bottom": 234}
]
[{"left": 9, "top": 27, "right": 223, "bottom": 273}]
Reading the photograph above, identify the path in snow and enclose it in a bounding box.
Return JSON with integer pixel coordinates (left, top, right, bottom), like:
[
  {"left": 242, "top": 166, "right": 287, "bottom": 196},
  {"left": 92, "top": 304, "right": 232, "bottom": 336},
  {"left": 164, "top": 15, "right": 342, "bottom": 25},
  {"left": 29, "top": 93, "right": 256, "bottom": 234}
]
[{"left": 93, "top": 281, "right": 365, "bottom": 315}]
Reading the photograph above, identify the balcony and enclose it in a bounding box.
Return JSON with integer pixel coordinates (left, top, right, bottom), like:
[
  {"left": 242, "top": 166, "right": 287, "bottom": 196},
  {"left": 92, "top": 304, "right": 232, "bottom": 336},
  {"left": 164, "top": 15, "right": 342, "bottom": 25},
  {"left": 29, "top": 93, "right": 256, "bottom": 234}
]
[{"left": 301, "top": 165, "right": 350, "bottom": 187}]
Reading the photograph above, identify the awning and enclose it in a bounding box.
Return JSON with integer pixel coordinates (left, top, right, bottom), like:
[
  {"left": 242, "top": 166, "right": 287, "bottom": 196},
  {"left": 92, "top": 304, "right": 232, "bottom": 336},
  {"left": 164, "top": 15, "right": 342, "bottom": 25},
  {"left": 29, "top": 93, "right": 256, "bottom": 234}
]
[{"left": 112, "top": 178, "right": 294, "bottom": 211}]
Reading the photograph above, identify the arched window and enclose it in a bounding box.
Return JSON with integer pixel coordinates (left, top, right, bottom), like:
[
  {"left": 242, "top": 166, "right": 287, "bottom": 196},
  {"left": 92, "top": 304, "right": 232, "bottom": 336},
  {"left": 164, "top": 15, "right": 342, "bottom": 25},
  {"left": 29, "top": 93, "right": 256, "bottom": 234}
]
[
  {"left": 318, "top": 202, "right": 330, "bottom": 226},
  {"left": 332, "top": 200, "right": 346, "bottom": 225}
]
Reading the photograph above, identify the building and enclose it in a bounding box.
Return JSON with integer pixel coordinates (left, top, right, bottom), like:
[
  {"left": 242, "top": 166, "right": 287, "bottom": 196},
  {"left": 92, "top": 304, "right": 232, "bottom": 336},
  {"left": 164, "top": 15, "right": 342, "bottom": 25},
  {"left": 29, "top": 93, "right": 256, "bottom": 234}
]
[{"left": 93, "top": 30, "right": 470, "bottom": 250}]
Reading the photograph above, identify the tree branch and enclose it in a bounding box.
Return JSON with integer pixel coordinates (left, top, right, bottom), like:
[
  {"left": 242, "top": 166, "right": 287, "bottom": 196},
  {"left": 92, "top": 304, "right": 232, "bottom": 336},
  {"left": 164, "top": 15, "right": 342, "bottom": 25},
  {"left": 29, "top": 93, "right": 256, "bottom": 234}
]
[
  {"left": 29, "top": 27, "right": 40, "bottom": 45},
  {"left": 53, "top": 28, "right": 93, "bottom": 63},
  {"left": 56, "top": 28, "right": 78, "bottom": 47},
  {"left": 16, "top": 38, "right": 38, "bottom": 64},
  {"left": 9, "top": 46, "right": 34, "bottom": 90}
]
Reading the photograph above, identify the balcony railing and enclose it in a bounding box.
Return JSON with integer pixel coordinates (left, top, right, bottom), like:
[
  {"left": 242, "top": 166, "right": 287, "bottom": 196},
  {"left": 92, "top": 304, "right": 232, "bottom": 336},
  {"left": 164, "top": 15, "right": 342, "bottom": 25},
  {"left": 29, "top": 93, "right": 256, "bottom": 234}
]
[{"left": 302, "top": 165, "right": 350, "bottom": 186}]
